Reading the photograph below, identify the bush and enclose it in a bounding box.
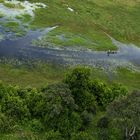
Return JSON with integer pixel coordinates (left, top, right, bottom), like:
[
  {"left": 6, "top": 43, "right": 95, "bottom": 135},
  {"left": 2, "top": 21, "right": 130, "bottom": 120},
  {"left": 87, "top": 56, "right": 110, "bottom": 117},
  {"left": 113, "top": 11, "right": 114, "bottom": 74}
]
[
  {"left": 29, "top": 119, "right": 44, "bottom": 132},
  {"left": 45, "top": 130, "right": 64, "bottom": 140},
  {"left": 71, "top": 132, "right": 94, "bottom": 140},
  {"left": 81, "top": 110, "right": 93, "bottom": 127},
  {"left": 1, "top": 96, "right": 30, "bottom": 121},
  {"left": 107, "top": 91, "right": 140, "bottom": 139},
  {"left": 65, "top": 67, "right": 96, "bottom": 111},
  {"left": 0, "top": 112, "right": 16, "bottom": 133},
  {"left": 89, "top": 80, "right": 128, "bottom": 108},
  {"left": 65, "top": 67, "right": 91, "bottom": 91},
  {"left": 39, "top": 83, "right": 82, "bottom": 137},
  {"left": 97, "top": 116, "right": 109, "bottom": 128}
]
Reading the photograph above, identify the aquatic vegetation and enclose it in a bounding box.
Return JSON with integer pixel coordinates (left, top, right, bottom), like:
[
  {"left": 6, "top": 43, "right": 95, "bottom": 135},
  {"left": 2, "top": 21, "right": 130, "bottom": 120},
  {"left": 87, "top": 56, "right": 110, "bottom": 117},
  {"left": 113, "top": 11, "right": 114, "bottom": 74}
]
[
  {"left": 0, "top": 0, "right": 47, "bottom": 17},
  {"left": 0, "top": 0, "right": 47, "bottom": 39},
  {"left": 0, "top": 12, "right": 4, "bottom": 18},
  {"left": 3, "top": 1, "right": 24, "bottom": 9},
  {"left": 15, "top": 13, "right": 32, "bottom": 23}
]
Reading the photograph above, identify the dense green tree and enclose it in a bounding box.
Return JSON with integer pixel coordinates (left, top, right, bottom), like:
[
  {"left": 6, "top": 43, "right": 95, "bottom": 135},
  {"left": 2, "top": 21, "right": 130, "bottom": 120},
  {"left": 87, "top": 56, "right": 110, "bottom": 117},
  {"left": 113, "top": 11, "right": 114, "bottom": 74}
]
[
  {"left": 0, "top": 112, "right": 15, "bottom": 133},
  {"left": 37, "top": 83, "right": 82, "bottom": 137},
  {"left": 71, "top": 132, "right": 94, "bottom": 140},
  {"left": 107, "top": 91, "right": 140, "bottom": 140},
  {"left": 28, "top": 119, "right": 44, "bottom": 132},
  {"left": 1, "top": 95, "right": 30, "bottom": 121},
  {"left": 45, "top": 130, "right": 64, "bottom": 140},
  {"left": 65, "top": 67, "right": 91, "bottom": 91},
  {"left": 89, "top": 80, "right": 127, "bottom": 108},
  {"left": 65, "top": 67, "right": 96, "bottom": 111},
  {"left": 22, "top": 87, "right": 43, "bottom": 118},
  {"left": 0, "top": 68, "right": 131, "bottom": 140}
]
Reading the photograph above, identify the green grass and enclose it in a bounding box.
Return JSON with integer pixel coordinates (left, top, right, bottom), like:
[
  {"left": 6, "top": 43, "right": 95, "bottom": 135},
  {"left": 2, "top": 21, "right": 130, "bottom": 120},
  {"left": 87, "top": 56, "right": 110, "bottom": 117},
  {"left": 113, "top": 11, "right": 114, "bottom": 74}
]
[
  {"left": 0, "top": 0, "right": 4, "bottom": 3},
  {"left": 0, "top": 63, "right": 65, "bottom": 88},
  {"left": 114, "top": 68, "right": 140, "bottom": 91},
  {"left": 0, "top": 62, "right": 139, "bottom": 90},
  {"left": 29, "top": 0, "right": 140, "bottom": 50},
  {"left": 0, "top": 0, "right": 139, "bottom": 50},
  {"left": 33, "top": 26, "right": 116, "bottom": 51},
  {"left": 1, "top": 0, "right": 139, "bottom": 50},
  {"left": 0, "top": 0, "right": 139, "bottom": 91}
]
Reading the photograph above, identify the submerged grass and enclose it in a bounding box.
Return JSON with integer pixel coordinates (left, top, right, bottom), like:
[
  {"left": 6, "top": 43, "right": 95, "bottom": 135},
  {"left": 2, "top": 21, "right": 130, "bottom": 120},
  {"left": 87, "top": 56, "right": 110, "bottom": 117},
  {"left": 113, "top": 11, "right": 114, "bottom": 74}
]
[
  {"left": 2, "top": 21, "right": 27, "bottom": 37},
  {"left": 16, "top": 14, "right": 32, "bottom": 23}
]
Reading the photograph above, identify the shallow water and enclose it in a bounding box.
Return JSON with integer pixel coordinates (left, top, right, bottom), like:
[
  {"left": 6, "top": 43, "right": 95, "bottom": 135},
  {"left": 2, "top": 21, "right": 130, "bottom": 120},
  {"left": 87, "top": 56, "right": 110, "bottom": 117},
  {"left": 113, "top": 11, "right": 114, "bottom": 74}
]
[
  {"left": 0, "top": 0, "right": 140, "bottom": 72},
  {"left": 0, "top": 28, "right": 140, "bottom": 71},
  {"left": 0, "top": 21, "right": 140, "bottom": 71}
]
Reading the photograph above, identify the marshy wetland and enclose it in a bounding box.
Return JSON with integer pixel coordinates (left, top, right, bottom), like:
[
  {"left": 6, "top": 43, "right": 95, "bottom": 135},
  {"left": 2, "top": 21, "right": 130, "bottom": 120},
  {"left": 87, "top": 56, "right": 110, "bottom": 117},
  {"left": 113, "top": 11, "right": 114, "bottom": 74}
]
[
  {"left": 0, "top": 0, "right": 140, "bottom": 90},
  {"left": 0, "top": 1, "right": 140, "bottom": 139}
]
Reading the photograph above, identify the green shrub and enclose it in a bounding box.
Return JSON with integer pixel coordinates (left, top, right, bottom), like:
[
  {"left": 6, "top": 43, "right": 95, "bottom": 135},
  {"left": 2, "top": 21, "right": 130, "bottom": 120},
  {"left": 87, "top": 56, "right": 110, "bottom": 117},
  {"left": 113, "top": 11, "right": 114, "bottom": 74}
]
[
  {"left": 89, "top": 80, "right": 128, "bottom": 108},
  {"left": 97, "top": 116, "right": 109, "bottom": 128},
  {"left": 1, "top": 96, "right": 30, "bottom": 121},
  {"left": 71, "top": 132, "right": 94, "bottom": 140},
  {"left": 29, "top": 119, "right": 44, "bottom": 132},
  {"left": 45, "top": 130, "right": 64, "bottom": 140},
  {"left": 0, "top": 112, "right": 16, "bottom": 133},
  {"left": 107, "top": 90, "right": 140, "bottom": 139}
]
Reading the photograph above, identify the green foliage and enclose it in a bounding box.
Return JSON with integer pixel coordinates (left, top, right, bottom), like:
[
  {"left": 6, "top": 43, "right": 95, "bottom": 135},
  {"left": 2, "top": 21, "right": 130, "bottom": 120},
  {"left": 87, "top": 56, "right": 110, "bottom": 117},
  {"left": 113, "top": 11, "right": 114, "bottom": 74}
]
[
  {"left": 1, "top": 96, "right": 30, "bottom": 121},
  {"left": 28, "top": 119, "right": 44, "bottom": 132},
  {"left": 65, "top": 67, "right": 96, "bottom": 111},
  {"left": 89, "top": 80, "right": 128, "bottom": 108},
  {"left": 97, "top": 116, "right": 109, "bottom": 129},
  {"left": 0, "top": 112, "right": 15, "bottom": 133},
  {"left": 40, "top": 83, "right": 82, "bottom": 137},
  {"left": 65, "top": 67, "right": 127, "bottom": 109},
  {"left": 65, "top": 67, "right": 91, "bottom": 91},
  {"left": 107, "top": 90, "right": 140, "bottom": 139},
  {"left": 81, "top": 110, "right": 93, "bottom": 127},
  {"left": 45, "top": 130, "right": 64, "bottom": 140},
  {"left": 71, "top": 132, "right": 94, "bottom": 140},
  {"left": 0, "top": 67, "right": 132, "bottom": 140}
]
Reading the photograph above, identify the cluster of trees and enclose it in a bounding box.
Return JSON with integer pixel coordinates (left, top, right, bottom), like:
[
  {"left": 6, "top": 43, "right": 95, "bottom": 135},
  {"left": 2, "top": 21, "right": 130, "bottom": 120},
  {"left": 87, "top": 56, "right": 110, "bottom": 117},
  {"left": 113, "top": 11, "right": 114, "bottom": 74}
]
[{"left": 0, "top": 67, "right": 139, "bottom": 139}]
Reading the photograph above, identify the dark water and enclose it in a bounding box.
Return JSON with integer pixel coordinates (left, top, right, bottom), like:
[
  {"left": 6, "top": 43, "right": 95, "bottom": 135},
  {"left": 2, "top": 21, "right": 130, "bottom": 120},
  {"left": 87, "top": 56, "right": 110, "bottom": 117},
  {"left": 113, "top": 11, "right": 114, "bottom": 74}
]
[{"left": 0, "top": 27, "right": 140, "bottom": 70}]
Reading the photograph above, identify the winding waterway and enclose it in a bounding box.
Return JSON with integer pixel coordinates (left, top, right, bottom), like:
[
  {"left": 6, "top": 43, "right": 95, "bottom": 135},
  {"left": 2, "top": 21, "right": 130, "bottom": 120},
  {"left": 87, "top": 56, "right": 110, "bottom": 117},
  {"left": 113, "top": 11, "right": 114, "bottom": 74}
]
[
  {"left": 0, "top": 0, "right": 140, "bottom": 71},
  {"left": 0, "top": 27, "right": 140, "bottom": 71}
]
